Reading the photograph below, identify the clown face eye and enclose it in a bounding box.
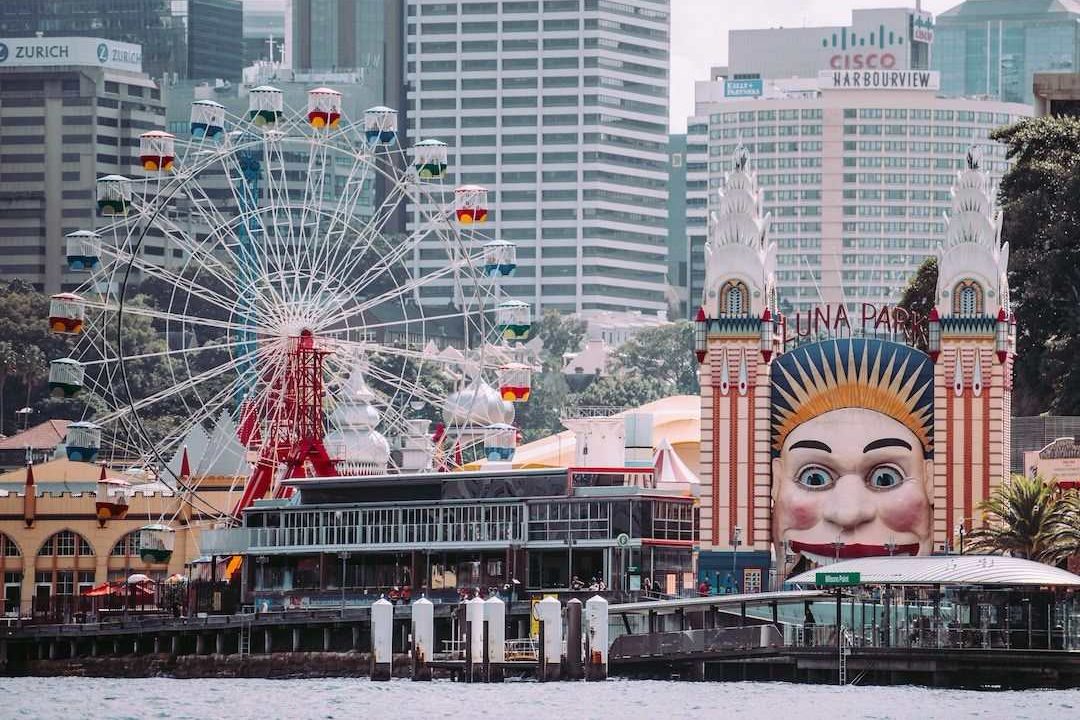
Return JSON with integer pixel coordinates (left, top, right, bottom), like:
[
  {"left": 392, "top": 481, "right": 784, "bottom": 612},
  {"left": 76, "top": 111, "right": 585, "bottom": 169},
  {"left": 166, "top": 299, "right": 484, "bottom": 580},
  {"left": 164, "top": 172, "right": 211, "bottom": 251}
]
[
  {"left": 867, "top": 465, "right": 905, "bottom": 490},
  {"left": 795, "top": 465, "right": 835, "bottom": 490}
]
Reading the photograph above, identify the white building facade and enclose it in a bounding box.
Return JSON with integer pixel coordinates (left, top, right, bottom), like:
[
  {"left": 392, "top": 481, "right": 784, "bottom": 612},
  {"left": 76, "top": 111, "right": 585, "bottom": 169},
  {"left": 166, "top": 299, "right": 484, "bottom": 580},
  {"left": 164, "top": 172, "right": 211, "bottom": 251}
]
[
  {"left": 685, "top": 73, "right": 1029, "bottom": 314},
  {"left": 405, "top": 0, "right": 670, "bottom": 315}
]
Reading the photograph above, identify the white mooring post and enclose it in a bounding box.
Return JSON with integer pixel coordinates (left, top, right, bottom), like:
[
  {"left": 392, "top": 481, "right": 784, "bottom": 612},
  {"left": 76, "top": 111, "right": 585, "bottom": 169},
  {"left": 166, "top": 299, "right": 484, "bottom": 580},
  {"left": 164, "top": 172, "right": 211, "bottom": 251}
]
[
  {"left": 371, "top": 597, "right": 393, "bottom": 681},
  {"left": 412, "top": 597, "right": 434, "bottom": 681},
  {"left": 466, "top": 596, "right": 485, "bottom": 680},
  {"left": 585, "top": 594, "right": 609, "bottom": 681},
  {"left": 536, "top": 595, "right": 563, "bottom": 681},
  {"left": 484, "top": 595, "right": 506, "bottom": 682}
]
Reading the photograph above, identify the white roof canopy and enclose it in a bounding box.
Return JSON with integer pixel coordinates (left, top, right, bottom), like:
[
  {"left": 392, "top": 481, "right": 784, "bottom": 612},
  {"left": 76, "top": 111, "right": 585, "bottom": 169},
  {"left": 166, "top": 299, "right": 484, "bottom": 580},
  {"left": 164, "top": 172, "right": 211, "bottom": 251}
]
[{"left": 789, "top": 555, "right": 1080, "bottom": 587}]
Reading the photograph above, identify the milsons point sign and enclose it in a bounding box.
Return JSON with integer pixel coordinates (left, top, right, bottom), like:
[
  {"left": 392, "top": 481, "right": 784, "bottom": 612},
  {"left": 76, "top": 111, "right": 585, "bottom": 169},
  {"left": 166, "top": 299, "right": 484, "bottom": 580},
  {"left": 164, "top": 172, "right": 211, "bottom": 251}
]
[{"left": 780, "top": 302, "right": 929, "bottom": 349}]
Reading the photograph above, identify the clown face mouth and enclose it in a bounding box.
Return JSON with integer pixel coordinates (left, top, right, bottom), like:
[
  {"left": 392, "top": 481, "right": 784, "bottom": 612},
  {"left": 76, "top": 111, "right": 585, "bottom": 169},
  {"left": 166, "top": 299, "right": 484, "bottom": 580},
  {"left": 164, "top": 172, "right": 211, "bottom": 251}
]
[{"left": 790, "top": 540, "right": 919, "bottom": 564}]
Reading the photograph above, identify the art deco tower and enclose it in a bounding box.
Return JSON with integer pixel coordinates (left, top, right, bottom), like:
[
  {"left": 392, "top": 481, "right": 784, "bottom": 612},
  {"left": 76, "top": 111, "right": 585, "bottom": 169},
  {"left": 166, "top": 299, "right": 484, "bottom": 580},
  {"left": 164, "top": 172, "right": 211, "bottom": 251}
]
[
  {"left": 696, "top": 147, "right": 778, "bottom": 588},
  {"left": 929, "top": 146, "right": 1014, "bottom": 551}
]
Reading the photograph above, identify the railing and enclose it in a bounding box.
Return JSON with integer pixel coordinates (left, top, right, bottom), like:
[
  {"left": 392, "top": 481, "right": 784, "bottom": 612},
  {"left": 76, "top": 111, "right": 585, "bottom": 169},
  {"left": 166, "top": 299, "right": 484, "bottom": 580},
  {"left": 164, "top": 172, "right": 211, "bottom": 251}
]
[{"left": 610, "top": 625, "right": 783, "bottom": 660}]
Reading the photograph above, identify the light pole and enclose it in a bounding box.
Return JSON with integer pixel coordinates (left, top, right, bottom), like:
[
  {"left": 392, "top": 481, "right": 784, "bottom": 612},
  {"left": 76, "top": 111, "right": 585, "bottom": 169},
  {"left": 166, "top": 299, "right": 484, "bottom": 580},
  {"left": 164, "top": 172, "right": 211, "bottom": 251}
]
[
  {"left": 832, "top": 536, "right": 845, "bottom": 563},
  {"left": 731, "top": 526, "right": 742, "bottom": 592},
  {"left": 956, "top": 524, "right": 965, "bottom": 555},
  {"left": 337, "top": 551, "right": 350, "bottom": 616},
  {"left": 885, "top": 539, "right": 897, "bottom": 557}
]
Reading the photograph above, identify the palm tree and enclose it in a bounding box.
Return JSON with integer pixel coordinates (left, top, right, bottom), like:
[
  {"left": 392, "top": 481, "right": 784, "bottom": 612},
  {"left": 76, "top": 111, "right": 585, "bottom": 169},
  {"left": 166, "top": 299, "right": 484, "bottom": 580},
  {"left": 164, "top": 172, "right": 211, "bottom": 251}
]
[
  {"left": 967, "top": 474, "right": 1075, "bottom": 564},
  {"left": 0, "top": 341, "right": 16, "bottom": 436},
  {"left": 13, "top": 345, "right": 45, "bottom": 416}
]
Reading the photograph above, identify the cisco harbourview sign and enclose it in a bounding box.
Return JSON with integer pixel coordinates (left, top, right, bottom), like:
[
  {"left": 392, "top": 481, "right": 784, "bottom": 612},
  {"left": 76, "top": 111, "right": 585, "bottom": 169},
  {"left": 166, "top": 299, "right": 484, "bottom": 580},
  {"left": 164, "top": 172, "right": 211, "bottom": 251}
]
[
  {"left": 0, "top": 37, "right": 142, "bottom": 72},
  {"left": 818, "top": 69, "right": 940, "bottom": 91}
]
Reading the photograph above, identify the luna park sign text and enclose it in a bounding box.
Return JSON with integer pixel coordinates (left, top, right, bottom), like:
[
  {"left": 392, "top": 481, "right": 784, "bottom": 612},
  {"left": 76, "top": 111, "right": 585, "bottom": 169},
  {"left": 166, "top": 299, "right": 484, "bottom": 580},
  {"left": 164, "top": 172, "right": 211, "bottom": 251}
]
[{"left": 780, "top": 303, "right": 928, "bottom": 349}]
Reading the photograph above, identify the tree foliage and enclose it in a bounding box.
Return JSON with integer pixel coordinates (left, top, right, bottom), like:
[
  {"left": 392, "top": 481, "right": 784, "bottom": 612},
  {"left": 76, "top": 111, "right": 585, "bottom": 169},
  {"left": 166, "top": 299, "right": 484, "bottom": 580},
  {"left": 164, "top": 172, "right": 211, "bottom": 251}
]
[
  {"left": 609, "top": 320, "right": 699, "bottom": 395},
  {"left": 532, "top": 309, "right": 586, "bottom": 372},
  {"left": 991, "top": 116, "right": 1080, "bottom": 415},
  {"left": 897, "top": 256, "right": 937, "bottom": 352},
  {"left": 967, "top": 474, "right": 1079, "bottom": 564}
]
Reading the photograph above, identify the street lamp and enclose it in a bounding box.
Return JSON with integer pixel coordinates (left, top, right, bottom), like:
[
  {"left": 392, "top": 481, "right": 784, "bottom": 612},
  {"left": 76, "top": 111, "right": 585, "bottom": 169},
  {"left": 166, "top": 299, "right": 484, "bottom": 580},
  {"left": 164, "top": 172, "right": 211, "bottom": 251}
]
[
  {"left": 731, "top": 526, "right": 742, "bottom": 590},
  {"left": 337, "top": 551, "right": 351, "bottom": 615},
  {"left": 885, "top": 538, "right": 897, "bottom": 557},
  {"left": 956, "top": 524, "right": 966, "bottom": 555},
  {"left": 831, "top": 535, "right": 845, "bottom": 563}
]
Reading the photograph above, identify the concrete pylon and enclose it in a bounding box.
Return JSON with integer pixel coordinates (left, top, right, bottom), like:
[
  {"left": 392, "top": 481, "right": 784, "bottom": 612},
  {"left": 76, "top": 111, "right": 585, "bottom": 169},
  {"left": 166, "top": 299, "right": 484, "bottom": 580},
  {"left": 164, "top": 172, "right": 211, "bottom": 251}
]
[
  {"left": 565, "top": 598, "right": 583, "bottom": 680},
  {"left": 536, "top": 595, "right": 562, "bottom": 681},
  {"left": 484, "top": 595, "right": 505, "bottom": 682},
  {"left": 411, "top": 597, "right": 434, "bottom": 681},
  {"left": 466, "top": 596, "right": 484, "bottom": 681},
  {"left": 371, "top": 597, "right": 393, "bottom": 681},
  {"left": 585, "top": 595, "right": 609, "bottom": 681}
]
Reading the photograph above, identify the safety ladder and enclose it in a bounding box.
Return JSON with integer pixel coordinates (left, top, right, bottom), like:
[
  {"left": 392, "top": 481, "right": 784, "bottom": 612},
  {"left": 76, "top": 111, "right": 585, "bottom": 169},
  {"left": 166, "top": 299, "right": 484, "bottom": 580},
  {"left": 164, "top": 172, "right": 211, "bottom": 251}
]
[
  {"left": 838, "top": 627, "right": 853, "bottom": 685},
  {"left": 238, "top": 620, "right": 252, "bottom": 657}
]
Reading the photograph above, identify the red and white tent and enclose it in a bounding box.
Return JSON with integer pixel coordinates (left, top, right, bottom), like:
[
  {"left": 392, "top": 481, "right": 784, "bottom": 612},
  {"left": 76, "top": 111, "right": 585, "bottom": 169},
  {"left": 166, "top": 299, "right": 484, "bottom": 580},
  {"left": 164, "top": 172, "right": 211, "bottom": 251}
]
[{"left": 652, "top": 438, "right": 700, "bottom": 495}]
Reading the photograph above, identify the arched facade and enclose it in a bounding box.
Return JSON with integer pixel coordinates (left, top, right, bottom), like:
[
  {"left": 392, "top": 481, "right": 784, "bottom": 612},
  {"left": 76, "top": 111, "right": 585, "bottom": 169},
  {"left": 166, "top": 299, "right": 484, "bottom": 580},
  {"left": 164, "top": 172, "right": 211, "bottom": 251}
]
[
  {"left": 33, "top": 529, "right": 96, "bottom": 604},
  {"left": 1, "top": 532, "right": 21, "bottom": 616},
  {"left": 108, "top": 529, "right": 169, "bottom": 582}
]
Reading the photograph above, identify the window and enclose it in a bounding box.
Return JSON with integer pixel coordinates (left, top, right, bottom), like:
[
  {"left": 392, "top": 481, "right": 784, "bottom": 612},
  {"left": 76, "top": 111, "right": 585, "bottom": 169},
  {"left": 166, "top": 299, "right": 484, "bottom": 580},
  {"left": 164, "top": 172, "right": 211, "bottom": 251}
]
[
  {"left": 38, "top": 530, "right": 92, "bottom": 557},
  {"left": 111, "top": 531, "right": 142, "bottom": 557},
  {"left": 720, "top": 280, "right": 748, "bottom": 316},
  {"left": 954, "top": 280, "right": 983, "bottom": 316},
  {"left": 0, "top": 533, "right": 20, "bottom": 557}
]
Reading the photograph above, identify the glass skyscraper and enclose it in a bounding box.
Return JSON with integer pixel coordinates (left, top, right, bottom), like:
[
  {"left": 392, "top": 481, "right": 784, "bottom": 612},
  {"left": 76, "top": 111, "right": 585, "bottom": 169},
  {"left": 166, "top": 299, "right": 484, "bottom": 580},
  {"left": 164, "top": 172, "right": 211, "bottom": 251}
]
[{"left": 934, "top": 0, "right": 1080, "bottom": 104}]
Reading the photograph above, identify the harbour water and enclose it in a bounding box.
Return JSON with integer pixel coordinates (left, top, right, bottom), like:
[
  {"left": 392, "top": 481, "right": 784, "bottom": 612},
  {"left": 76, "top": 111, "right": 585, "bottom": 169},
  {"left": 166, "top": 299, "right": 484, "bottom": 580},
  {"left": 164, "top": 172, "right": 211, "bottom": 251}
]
[{"left": 2, "top": 678, "right": 1078, "bottom": 720}]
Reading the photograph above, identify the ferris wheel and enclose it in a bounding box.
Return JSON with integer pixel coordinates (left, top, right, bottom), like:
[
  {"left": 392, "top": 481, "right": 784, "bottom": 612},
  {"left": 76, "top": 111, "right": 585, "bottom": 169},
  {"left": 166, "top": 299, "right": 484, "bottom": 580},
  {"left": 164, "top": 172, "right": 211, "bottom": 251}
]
[{"left": 45, "top": 85, "right": 535, "bottom": 528}]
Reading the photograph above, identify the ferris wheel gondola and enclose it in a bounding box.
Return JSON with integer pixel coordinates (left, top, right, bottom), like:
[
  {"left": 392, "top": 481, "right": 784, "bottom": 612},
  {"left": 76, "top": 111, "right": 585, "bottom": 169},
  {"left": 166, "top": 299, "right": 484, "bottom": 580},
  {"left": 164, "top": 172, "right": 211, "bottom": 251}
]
[{"left": 48, "top": 87, "right": 530, "bottom": 527}]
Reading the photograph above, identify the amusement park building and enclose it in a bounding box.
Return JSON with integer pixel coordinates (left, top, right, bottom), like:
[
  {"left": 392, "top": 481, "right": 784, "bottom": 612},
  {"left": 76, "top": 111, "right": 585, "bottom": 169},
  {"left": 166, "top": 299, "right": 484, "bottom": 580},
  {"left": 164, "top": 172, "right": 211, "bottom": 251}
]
[
  {"left": 0, "top": 458, "right": 235, "bottom": 616},
  {"left": 0, "top": 37, "right": 169, "bottom": 293},
  {"left": 405, "top": 0, "right": 671, "bottom": 317},
  {"left": 201, "top": 464, "right": 697, "bottom": 608},
  {"left": 685, "top": 75, "right": 1029, "bottom": 315}
]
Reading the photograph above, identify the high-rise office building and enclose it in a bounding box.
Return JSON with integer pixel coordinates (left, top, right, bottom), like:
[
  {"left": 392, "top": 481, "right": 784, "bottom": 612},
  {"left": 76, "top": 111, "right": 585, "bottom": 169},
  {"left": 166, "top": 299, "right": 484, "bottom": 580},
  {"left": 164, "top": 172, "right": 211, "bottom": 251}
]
[
  {"left": 934, "top": 0, "right": 1080, "bottom": 105},
  {"left": 685, "top": 72, "right": 1029, "bottom": 314},
  {"left": 243, "top": 0, "right": 287, "bottom": 66},
  {"left": 406, "top": 0, "right": 670, "bottom": 316},
  {"left": 0, "top": 37, "right": 167, "bottom": 293},
  {"left": 727, "top": 7, "right": 932, "bottom": 80},
  {"left": 0, "top": 0, "right": 187, "bottom": 81},
  {"left": 187, "top": 0, "right": 243, "bottom": 82},
  {"left": 287, "top": 0, "right": 405, "bottom": 231},
  {"left": 667, "top": 133, "right": 688, "bottom": 318}
]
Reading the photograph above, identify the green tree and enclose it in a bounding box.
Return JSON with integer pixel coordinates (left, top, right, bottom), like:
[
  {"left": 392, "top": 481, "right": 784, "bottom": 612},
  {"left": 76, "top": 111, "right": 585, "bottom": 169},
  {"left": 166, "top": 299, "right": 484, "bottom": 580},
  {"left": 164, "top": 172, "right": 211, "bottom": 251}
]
[
  {"left": 991, "top": 116, "right": 1080, "bottom": 415},
  {"left": 609, "top": 321, "right": 699, "bottom": 395},
  {"left": 967, "top": 474, "right": 1076, "bottom": 564},
  {"left": 514, "top": 371, "right": 570, "bottom": 443},
  {"left": 532, "top": 309, "right": 586, "bottom": 371},
  {"left": 13, "top": 344, "right": 45, "bottom": 413},
  {"left": 0, "top": 342, "right": 15, "bottom": 436},
  {"left": 572, "top": 374, "right": 670, "bottom": 410}
]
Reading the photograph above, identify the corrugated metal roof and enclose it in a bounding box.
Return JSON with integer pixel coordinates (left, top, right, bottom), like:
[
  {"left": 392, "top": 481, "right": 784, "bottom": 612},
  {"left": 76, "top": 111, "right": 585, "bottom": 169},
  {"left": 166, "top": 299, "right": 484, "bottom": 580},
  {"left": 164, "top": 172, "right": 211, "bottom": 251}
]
[{"left": 788, "top": 555, "right": 1080, "bottom": 587}]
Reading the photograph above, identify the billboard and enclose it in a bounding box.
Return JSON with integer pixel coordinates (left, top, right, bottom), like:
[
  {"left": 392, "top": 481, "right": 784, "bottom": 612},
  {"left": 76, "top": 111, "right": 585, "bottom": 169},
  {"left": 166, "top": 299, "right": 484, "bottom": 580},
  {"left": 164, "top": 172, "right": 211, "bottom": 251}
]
[
  {"left": 724, "top": 78, "right": 763, "bottom": 98},
  {"left": 911, "top": 11, "right": 935, "bottom": 44},
  {"left": 0, "top": 37, "right": 142, "bottom": 73}
]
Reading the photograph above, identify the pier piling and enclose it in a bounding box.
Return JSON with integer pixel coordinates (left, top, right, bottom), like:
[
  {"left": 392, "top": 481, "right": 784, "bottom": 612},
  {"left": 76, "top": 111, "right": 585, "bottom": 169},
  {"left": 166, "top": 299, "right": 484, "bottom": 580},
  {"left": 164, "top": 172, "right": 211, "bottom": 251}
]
[
  {"left": 371, "top": 597, "right": 393, "bottom": 681},
  {"left": 585, "top": 595, "right": 609, "bottom": 681},
  {"left": 536, "top": 595, "right": 562, "bottom": 682},
  {"left": 484, "top": 595, "right": 505, "bottom": 683},
  {"left": 412, "top": 597, "right": 433, "bottom": 681},
  {"left": 566, "top": 598, "right": 583, "bottom": 680}
]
